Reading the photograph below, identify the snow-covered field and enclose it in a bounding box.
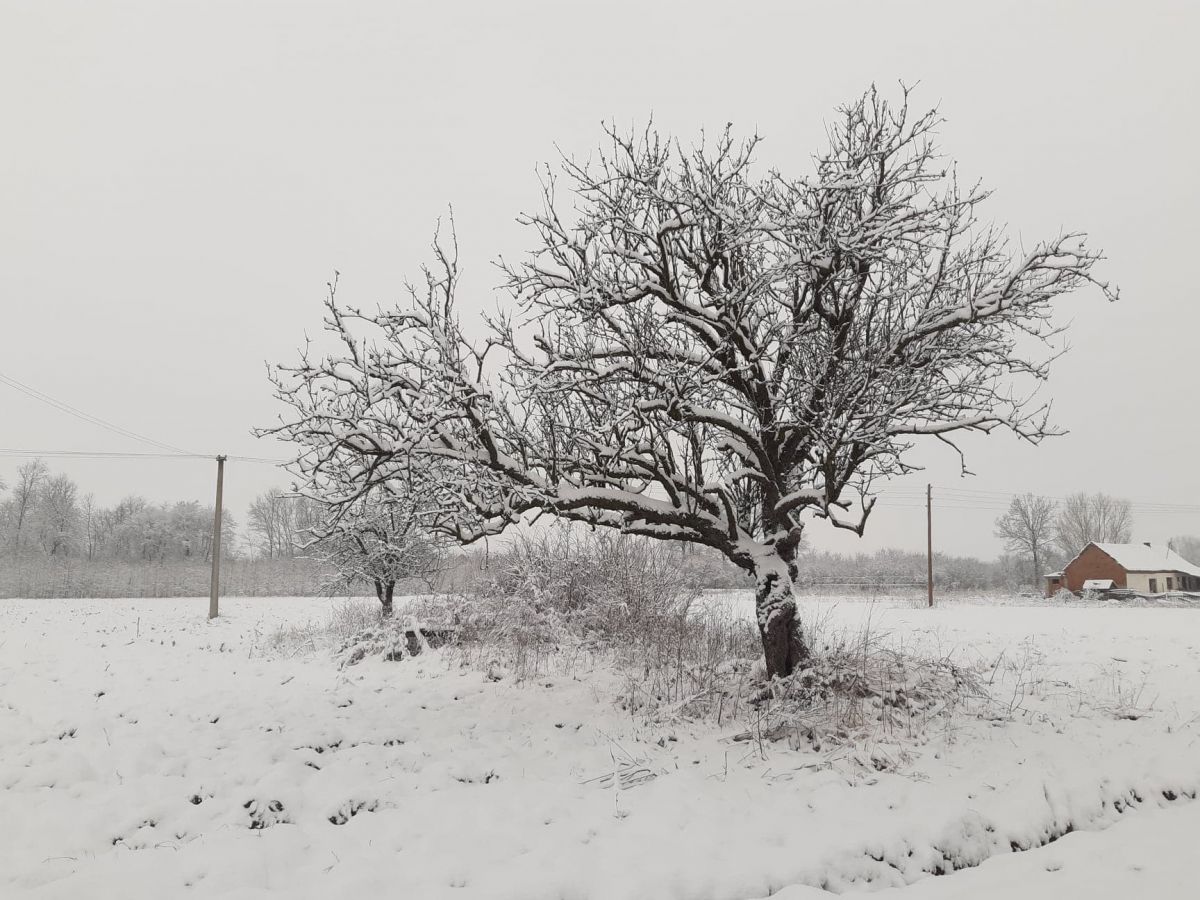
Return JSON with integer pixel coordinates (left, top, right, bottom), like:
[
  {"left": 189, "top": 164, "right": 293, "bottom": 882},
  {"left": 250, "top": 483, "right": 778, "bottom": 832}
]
[{"left": 3, "top": 595, "right": 1200, "bottom": 899}]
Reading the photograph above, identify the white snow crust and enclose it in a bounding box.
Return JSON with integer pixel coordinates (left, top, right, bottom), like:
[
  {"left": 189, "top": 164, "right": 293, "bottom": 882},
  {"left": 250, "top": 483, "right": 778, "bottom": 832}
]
[{"left": 3, "top": 595, "right": 1200, "bottom": 899}]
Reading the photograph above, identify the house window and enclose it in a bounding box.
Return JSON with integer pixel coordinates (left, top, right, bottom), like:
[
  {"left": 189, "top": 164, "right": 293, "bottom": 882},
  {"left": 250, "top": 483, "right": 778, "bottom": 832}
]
[
  {"left": 1149, "top": 578, "right": 1158, "bottom": 593},
  {"left": 1167, "top": 577, "right": 1174, "bottom": 591}
]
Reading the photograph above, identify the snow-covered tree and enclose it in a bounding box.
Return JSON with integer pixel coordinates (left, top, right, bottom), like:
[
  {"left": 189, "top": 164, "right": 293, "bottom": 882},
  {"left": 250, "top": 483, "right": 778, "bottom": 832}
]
[
  {"left": 994, "top": 493, "right": 1058, "bottom": 587},
  {"left": 81, "top": 493, "right": 100, "bottom": 561},
  {"left": 1055, "top": 492, "right": 1133, "bottom": 556},
  {"left": 1169, "top": 535, "right": 1200, "bottom": 565},
  {"left": 247, "top": 488, "right": 322, "bottom": 559},
  {"left": 264, "top": 87, "right": 1116, "bottom": 677},
  {"left": 102, "top": 498, "right": 236, "bottom": 562},
  {"left": 314, "top": 496, "right": 443, "bottom": 616},
  {"left": 33, "top": 473, "right": 80, "bottom": 557},
  {"left": 7, "top": 459, "right": 48, "bottom": 553}
]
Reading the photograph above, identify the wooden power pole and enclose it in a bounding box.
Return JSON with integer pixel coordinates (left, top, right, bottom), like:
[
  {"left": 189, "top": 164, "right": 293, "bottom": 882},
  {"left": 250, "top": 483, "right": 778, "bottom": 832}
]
[
  {"left": 208, "top": 455, "right": 227, "bottom": 619},
  {"left": 926, "top": 482, "right": 934, "bottom": 608}
]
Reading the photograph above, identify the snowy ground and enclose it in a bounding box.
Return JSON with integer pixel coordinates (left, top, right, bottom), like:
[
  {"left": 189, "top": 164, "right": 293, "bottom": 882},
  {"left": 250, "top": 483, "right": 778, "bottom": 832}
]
[{"left": 3, "top": 594, "right": 1200, "bottom": 899}]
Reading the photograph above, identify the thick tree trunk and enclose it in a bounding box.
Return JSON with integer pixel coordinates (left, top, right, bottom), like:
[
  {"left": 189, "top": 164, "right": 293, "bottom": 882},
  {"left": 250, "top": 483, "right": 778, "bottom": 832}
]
[
  {"left": 374, "top": 579, "right": 395, "bottom": 618},
  {"left": 754, "top": 558, "right": 810, "bottom": 679}
]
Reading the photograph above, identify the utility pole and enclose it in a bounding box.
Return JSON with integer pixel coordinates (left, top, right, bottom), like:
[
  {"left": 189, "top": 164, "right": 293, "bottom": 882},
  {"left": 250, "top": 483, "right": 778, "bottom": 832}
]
[
  {"left": 926, "top": 482, "right": 934, "bottom": 608},
  {"left": 209, "top": 455, "right": 227, "bottom": 619}
]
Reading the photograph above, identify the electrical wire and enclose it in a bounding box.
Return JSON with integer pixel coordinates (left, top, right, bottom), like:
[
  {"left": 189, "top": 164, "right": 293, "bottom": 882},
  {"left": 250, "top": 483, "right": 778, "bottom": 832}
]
[
  {"left": 0, "top": 371, "right": 290, "bottom": 465},
  {"left": 0, "top": 370, "right": 195, "bottom": 455},
  {"left": 872, "top": 483, "right": 1200, "bottom": 518},
  {"left": 0, "top": 448, "right": 287, "bottom": 465},
  {"left": 0, "top": 449, "right": 206, "bottom": 459}
]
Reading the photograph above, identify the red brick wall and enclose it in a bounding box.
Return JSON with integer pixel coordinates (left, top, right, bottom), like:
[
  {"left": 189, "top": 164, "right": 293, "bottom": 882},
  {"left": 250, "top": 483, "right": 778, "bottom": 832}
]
[{"left": 1063, "top": 545, "right": 1127, "bottom": 593}]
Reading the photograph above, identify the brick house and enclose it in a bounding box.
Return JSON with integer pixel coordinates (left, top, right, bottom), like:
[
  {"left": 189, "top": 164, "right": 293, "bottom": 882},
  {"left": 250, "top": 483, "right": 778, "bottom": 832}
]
[{"left": 1044, "top": 542, "right": 1200, "bottom": 596}]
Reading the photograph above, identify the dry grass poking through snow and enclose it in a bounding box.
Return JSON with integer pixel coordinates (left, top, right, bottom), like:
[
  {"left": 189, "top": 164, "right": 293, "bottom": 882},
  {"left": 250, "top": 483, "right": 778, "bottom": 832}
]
[
  {"left": 271, "top": 535, "right": 989, "bottom": 773},
  {"left": 611, "top": 607, "right": 986, "bottom": 772},
  {"left": 284, "top": 597, "right": 986, "bottom": 775}
]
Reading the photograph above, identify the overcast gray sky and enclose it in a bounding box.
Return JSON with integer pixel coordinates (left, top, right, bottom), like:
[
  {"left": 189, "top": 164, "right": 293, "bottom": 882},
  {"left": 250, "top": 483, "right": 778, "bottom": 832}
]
[{"left": 2, "top": 0, "right": 1198, "bottom": 557}]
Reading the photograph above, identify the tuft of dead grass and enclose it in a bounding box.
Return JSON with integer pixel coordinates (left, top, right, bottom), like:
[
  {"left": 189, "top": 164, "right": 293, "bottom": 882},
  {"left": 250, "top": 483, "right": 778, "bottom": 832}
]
[
  {"left": 618, "top": 607, "right": 985, "bottom": 766},
  {"left": 266, "top": 598, "right": 383, "bottom": 656}
]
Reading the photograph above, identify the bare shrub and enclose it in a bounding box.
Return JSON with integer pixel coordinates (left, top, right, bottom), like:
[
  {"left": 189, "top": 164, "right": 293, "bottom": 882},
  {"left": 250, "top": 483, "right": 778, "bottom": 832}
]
[
  {"left": 1090, "top": 665, "right": 1156, "bottom": 721},
  {"left": 479, "top": 529, "right": 698, "bottom": 641},
  {"left": 333, "top": 616, "right": 455, "bottom": 668},
  {"left": 417, "top": 533, "right": 979, "bottom": 754},
  {"left": 312, "top": 532, "right": 983, "bottom": 759},
  {"left": 267, "top": 598, "right": 383, "bottom": 657},
  {"left": 625, "top": 608, "right": 984, "bottom": 761},
  {"left": 401, "top": 529, "right": 763, "bottom": 701},
  {"left": 407, "top": 529, "right": 696, "bottom": 643}
]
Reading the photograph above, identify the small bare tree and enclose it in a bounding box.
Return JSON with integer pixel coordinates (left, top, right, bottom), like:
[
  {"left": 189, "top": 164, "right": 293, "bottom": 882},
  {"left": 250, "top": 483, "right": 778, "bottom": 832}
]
[
  {"left": 994, "top": 493, "right": 1057, "bottom": 587},
  {"left": 314, "top": 496, "right": 444, "bottom": 617},
  {"left": 81, "top": 493, "right": 99, "bottom": 561},
  {"left": 264, "top": 87, "right": 1115, "bottom": 678},
  {"left": 35, "top": 473, "right": 80, "bottom": 557},
  {"left": 1169, "top": 535, "right": 1200, "bottom": 564},
  {"left": 9, "top": 458, "right": 48, "bottom": 553},
  {"left": 1055, "top": 492, "right": 1133, "bottom": 556}
]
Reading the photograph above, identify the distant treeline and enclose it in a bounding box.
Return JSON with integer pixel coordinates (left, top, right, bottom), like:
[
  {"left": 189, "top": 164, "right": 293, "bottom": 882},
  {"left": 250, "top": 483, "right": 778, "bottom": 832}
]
[
  {"left": 0, "top": 458, "right": 1102, "bottom": 600},
  {"left": 0, "top": 460, "right": 333, "bottom": 599},
  {"left": 0, "top": 459, "right": 239, "bottom": 564},
  {"left": 0, "top": 556, "right": 330, "bottom": 600},
  {"left": 794, "top": 548, "right": 1021, "bottom": 592},
  {"left": 0, "top": 460, "right": 334, "bottom": 563}
]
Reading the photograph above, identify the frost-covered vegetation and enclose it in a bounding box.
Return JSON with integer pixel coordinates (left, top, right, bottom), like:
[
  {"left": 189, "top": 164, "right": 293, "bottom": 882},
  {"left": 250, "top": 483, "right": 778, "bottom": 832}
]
[{"left": 282, "top": 532, "right": 999, "bottom": 760}]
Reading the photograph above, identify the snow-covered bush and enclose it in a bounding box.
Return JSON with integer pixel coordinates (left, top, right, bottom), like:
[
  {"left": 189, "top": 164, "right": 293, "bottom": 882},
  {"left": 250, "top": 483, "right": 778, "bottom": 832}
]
[
  {"left": 401, "top": 528, "right": 762, "bottom": 700},
  {"left": 472, "top": 528, "right": 699, "bottom": 644},
  {"left": 335, "top": 621, "right": 419, "bottom": 667},
  {"left": 334, "top": 615, "right": 456, "bottom": 668},
  {"left": 398, "top": 528, "right": 706, "bottom": 650},
  {"left": 267, "top": 597, "right": 400, "bottom": 658},
  {"left": 296, "top": 530, "right": 982, "bottom": 753}
]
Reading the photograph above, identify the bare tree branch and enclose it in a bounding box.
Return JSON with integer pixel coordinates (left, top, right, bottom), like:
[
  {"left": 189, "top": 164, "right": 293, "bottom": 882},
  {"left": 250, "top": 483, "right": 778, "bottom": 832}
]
[{"left": 261, "top": 86, "right": 1116, "bottom": 677}]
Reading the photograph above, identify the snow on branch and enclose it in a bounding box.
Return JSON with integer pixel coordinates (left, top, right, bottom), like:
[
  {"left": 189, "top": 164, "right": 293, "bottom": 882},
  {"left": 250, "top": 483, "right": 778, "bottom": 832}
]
[{"left": 262, "top": 85, "right": 1116, "bottom": 576}]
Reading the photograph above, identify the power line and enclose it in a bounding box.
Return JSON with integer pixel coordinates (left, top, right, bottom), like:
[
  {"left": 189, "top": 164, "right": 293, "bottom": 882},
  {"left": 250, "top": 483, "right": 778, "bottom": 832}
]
[
  {"left": 874, "top": 484, "right": 1200, "bottom": 517},
  {"left": 938, "top": 489, "right": 1200, "bottom": 513},
  {"left": 1, "top": 438, "right": 1192, "bottom": 512},
  {"left": 933, "top": 487, "right": 1200, "bottom": 510},
  {"left": 0, "top": 371, "right": 292, "bottom": 465},
  {"left": 0, "top": 370, "right": 198, "bottom": 455},
  {"left": 0, "top": 448, "right": 286, "bottom": 465},
  {"left": 0, "top": 448, "right": 205, "bottom": 459}
]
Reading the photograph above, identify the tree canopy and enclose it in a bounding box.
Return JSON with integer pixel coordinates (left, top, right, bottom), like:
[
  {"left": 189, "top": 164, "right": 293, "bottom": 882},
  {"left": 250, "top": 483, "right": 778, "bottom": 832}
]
[{"left": 264, "top": 86, "right": 1116, "bottom": 676}]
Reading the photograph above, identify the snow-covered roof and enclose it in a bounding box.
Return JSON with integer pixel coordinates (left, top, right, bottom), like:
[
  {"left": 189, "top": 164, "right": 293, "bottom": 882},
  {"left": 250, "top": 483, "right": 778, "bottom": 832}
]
[
  {"left": 1082, "top": 579, "right": 1115, "bottom": 590},
  {"left": 1088, "top": 542, "right": 1200, "bottom": 577},
  {"left": 1044, "top": 571, "right": 1064, "bottom": 579}
]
